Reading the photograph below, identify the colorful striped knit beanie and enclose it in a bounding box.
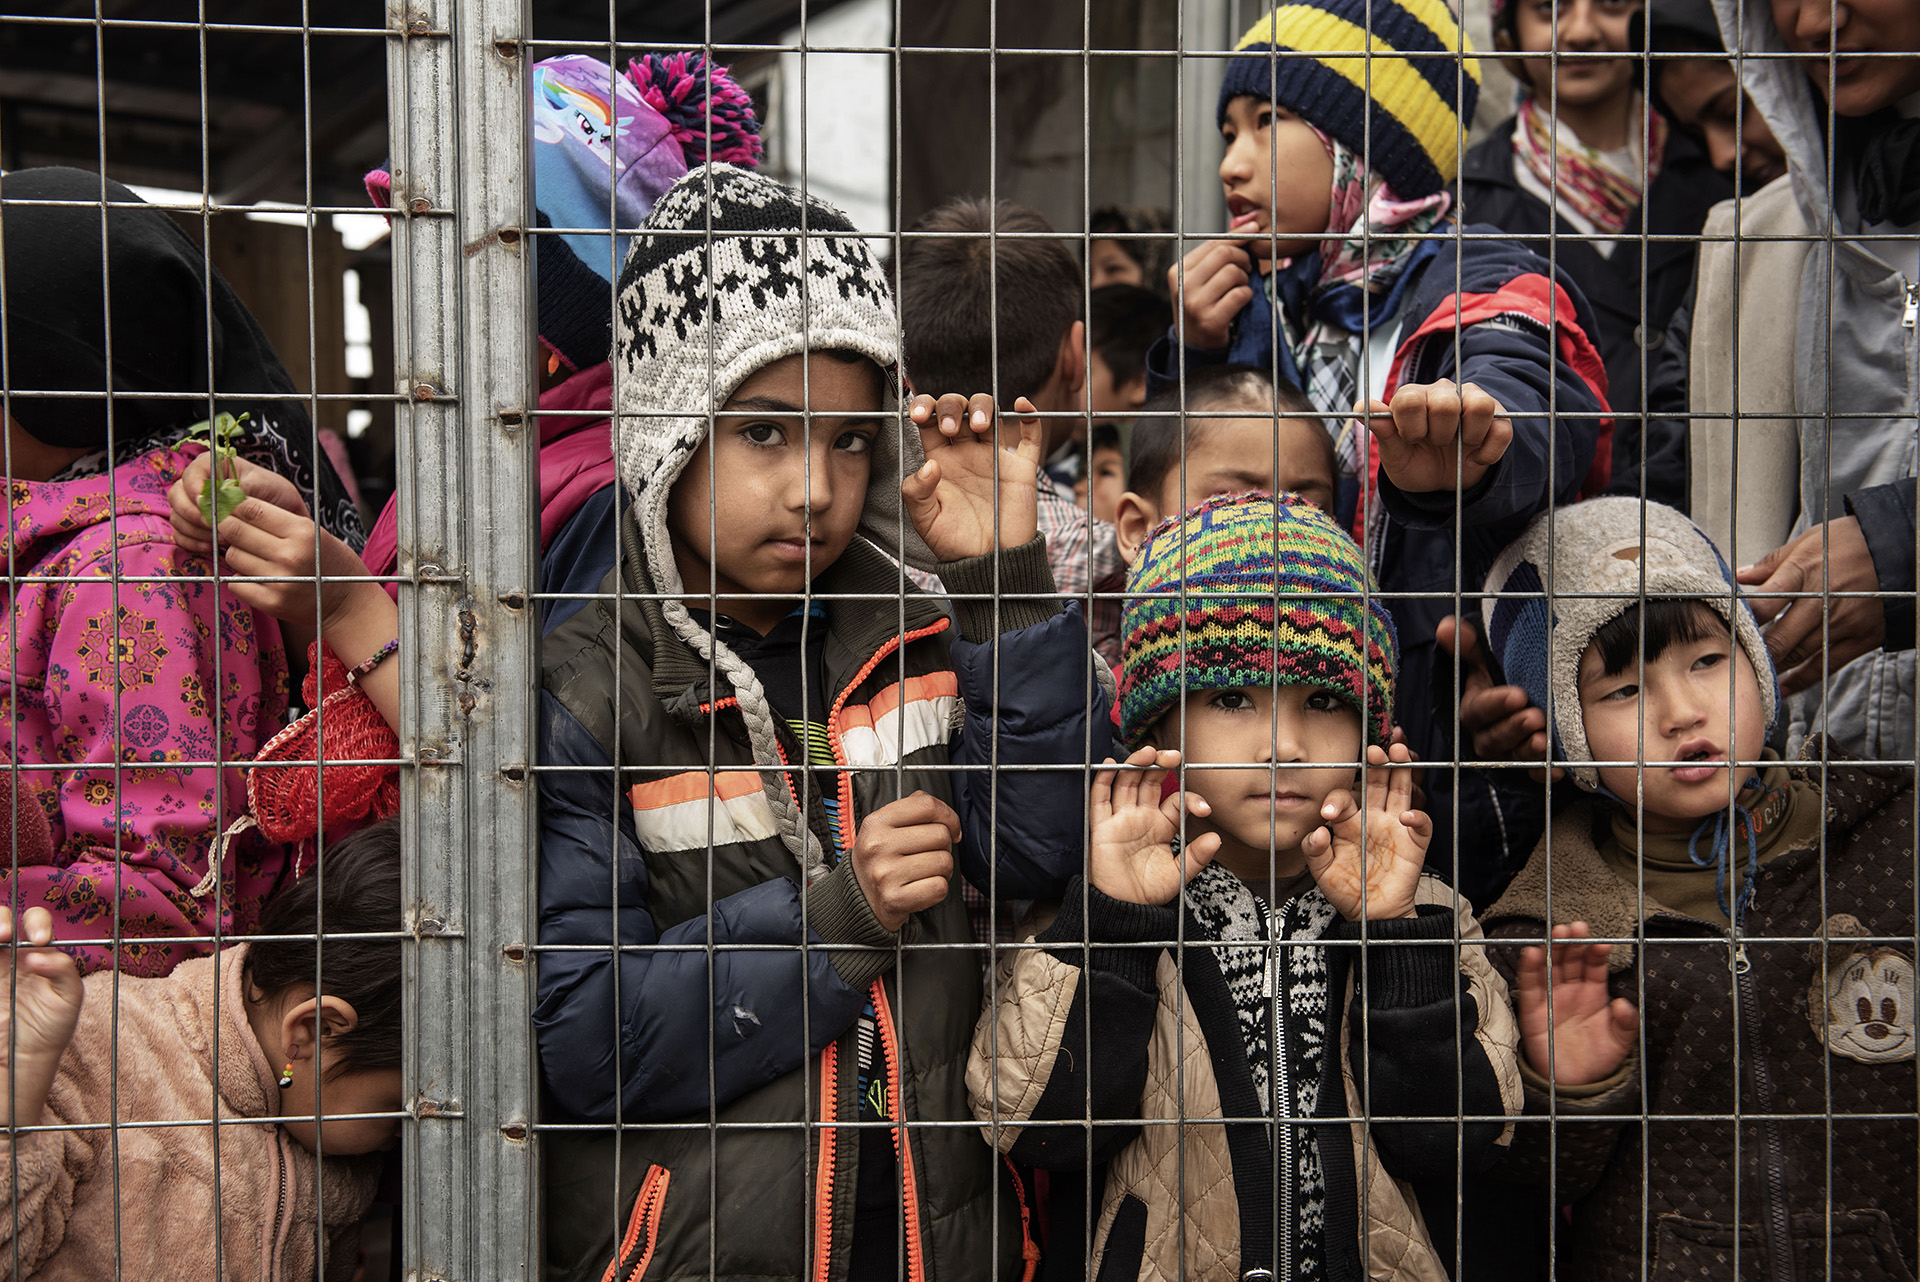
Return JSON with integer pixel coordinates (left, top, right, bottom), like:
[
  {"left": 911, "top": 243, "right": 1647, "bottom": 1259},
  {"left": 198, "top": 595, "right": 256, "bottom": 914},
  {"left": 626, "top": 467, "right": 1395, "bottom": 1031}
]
[
  {"left": 1219, "top": 1, "right": 1480, "bottom": 197},
  {"left": 1479, "top": 497, "right": 1780, "bottom": 793},
  {"left": 1118, "top": 491, "right": 1398, "bottom": 749}
]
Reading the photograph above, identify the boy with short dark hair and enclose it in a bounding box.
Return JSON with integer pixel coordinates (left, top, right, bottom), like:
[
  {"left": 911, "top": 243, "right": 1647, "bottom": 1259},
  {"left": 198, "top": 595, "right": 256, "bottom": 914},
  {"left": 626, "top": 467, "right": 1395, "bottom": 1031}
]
[
  {"left": 1479, "top": 498, "right": 1918, "bottom": 1281},
  {"left": 1087, "top": 283, "right": 1172, "bottom": 423},
  {"left": 1115, "top": 364, "right": 1337, "bottom": 563},
  {"left": 537, "top": 165, "right": 1107, "bottom": 1282},
  {"left": 898, "top": 195, "right": 1128, "bottom": 663}
]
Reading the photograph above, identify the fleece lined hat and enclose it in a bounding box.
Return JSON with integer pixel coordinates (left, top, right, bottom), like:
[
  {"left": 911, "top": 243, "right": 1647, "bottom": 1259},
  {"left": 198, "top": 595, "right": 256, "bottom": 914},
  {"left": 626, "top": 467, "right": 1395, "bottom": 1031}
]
[
  {"left": 1479, "top": 497, "right": 1780, "bottom": 792},
  {"left": 1119, "top": 491, "right": 1399, "bottom": 749},
  {"left": 613, "top": 164, "right": 927, "bottom": 882},
  {"left": 1219, "top": 1, "right": 1480, "bottom": 196}
]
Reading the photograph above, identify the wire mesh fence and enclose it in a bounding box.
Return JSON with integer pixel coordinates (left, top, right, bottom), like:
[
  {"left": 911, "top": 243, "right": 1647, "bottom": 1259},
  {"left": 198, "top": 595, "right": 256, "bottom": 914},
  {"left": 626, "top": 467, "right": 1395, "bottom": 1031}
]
[{"left": 0, "top": 1, "right": 1914, "bottom": 1280}]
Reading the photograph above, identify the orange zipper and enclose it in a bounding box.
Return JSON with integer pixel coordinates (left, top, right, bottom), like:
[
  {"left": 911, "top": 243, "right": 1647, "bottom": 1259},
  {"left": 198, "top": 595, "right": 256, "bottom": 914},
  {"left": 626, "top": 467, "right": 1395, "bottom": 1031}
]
[
  {"left": 601, "top": 1164, "right": 671, "bottom": 1282},
  {"left": 873, "top": 981, "right": 928, "bottom": 1282},
  {"left": 1001, "top": 1157, "right": 1041, "bottom": 1282},
  {"left": 811, "top": 1038, "right": 841, "bottom": 1282},
  {"left": 824, "top": 618, "right": 952, "bottom": 858}
]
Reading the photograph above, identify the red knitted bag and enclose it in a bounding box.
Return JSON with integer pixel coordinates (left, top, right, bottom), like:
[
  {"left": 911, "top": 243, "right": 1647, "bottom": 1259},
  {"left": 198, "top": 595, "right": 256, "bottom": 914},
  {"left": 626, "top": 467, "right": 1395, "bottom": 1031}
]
[{"left": 246, "top": 641, "right": 401, "bottom": 844}]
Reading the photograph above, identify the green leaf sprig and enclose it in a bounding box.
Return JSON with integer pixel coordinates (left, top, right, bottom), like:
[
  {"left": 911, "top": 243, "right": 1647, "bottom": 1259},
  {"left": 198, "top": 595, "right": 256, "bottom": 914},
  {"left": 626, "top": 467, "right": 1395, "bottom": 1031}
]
[{"left": 177, "top": 411, "right": 251, "bottom": 527}]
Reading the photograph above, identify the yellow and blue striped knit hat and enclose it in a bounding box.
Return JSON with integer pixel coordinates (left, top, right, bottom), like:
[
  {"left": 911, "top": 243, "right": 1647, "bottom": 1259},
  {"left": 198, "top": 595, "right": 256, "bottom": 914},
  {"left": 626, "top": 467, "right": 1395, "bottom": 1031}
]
[
  {"left": 1219, "top": 1, "right": 1480, "bottom": 197},
  {"left": 1118, "top": 491, "right": 1398, "bottom": 749}
]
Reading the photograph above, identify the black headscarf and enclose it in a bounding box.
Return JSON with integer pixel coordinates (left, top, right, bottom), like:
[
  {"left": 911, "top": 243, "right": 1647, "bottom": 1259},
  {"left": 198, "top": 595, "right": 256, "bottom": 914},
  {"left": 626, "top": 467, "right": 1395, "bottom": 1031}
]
[{"left": 0, "top": 166, "right": 366, "bottom": 548}]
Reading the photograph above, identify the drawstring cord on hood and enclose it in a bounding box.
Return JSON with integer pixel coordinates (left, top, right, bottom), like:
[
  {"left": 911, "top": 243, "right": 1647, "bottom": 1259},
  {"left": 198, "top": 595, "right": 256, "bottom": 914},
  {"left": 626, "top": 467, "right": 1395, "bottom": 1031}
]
[
  {"left": 1684, "top": 772, "right": 1769, "bottom": 929},
  {"left": 619, "top": 505, "right": 831, "bottom": 886}
]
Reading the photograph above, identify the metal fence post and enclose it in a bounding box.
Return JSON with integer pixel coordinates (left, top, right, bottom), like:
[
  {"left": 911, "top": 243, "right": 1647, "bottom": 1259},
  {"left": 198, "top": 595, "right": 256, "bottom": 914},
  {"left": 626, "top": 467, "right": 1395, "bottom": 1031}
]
[{"left": 385, "top": 1, "right": 537, "bottom": 1277}]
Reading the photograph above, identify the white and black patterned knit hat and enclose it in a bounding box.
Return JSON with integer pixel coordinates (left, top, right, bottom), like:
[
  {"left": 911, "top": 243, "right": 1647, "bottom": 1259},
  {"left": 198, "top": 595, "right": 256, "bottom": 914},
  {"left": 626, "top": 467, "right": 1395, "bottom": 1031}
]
[{"left": 612, "top": 164, "right": 928, "bottom": 880}]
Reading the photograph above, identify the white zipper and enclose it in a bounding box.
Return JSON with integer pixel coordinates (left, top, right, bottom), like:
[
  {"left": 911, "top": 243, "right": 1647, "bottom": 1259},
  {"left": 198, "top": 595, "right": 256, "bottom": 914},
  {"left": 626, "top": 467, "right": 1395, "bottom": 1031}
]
[
  {"left": 1265, "top": 902, "right": 1294, "bottom": 1282},
  {"left": 1902, "top": 279, "right": 1918, "bottom": 331}
]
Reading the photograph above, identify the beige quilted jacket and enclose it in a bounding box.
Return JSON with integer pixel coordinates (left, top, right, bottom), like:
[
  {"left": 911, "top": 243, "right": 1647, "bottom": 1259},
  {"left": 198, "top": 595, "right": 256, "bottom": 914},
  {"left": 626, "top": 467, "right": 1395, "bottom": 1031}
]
[{"left": 968, "top": 875, "right": 1521, "bottom": 1281}]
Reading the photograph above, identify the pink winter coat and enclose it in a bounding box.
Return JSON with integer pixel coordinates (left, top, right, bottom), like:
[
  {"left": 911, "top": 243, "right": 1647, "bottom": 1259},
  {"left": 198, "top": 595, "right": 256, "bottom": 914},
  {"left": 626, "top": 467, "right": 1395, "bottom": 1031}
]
[
  {"left": 0, "top": 444, "right": 292, "bottom": 976},
  {"left": 0, "top": 947, "right": 382, "bottom": 1281}
]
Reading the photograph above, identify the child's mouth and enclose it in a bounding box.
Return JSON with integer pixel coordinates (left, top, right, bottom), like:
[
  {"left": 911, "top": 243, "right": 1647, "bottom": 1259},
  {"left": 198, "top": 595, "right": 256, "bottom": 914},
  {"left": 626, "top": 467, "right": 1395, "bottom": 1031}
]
[
  {"left": 1670, "top": 744, "right": 1724, "bottom": 784},
  {"left": 1225, "top": 195, "right": 1263, "bottom": 232}
]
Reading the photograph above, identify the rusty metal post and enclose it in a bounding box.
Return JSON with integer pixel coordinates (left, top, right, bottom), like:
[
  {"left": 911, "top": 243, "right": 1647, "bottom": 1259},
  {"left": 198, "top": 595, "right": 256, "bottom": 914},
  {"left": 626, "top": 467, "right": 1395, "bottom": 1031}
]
[{"left": 384, "top": 0, "right": 537, "bottom": 1276}]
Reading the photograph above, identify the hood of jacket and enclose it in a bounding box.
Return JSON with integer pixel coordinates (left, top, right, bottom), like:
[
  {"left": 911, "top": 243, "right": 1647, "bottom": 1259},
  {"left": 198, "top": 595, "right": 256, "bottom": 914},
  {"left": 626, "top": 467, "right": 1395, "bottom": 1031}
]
[{"left": 3, "top": 441, "right": 181, "bottom": 567}]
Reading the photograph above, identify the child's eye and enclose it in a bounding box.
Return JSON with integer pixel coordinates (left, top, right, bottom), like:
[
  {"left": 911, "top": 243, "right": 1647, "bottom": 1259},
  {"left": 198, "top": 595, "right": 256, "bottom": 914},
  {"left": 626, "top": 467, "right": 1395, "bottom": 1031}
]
[
  {"left": 1303, "top": 690, "right": 1342, "bottom": 713},
  {"left": 836, "top": 430, "right": 875, "bottom": 456},
  {"left": 1692, "top": 651, "right": 1728, "bottom": 672},
  {"left": 1600, "top": 683, "right": 1639, "bottom": 703},
  {"left": 740, "top": 422, "right": 786, "bottom": 448},
  {"left": 1207, "top": 690, "right": 1254, "bottom": 712},
  {"left": 1255, "top": 108, "right": 1273, "bottom": 130}
]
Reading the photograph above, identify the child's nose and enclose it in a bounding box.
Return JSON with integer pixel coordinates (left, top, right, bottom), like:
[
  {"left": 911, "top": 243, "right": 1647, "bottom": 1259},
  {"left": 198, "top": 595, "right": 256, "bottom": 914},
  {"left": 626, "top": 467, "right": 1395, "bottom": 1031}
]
[
  {"left": 1787, "top": 0, "right": 1837, "bottom": 43},
  {"left": 1219, "top": 139, "right": 1252, "bottom": 184},
  {"left": 790, "top": 447, "right": 836, "bottom": 512},
  {"left": 1560, "top": 0, "right": 1602, "bottom": 45}
]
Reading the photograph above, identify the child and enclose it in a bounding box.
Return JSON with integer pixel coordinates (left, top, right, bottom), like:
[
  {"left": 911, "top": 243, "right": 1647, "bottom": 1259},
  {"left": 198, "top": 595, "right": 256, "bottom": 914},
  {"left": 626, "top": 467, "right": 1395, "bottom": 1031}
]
[
  {"left": 536, "top": 165, "right": 1106, "bottom": 1282},
  {"left": 1087, "top": 283, "right": 1172, "bottom": 423},
  {"left": 1460, "top": 0, "right": 1730, "bottom": 505},
  {"left": 969, "top": 492, "right": 1521, "bottom": 1281},
  {"left": 1075, "top": 423, "right": 1126, "bottom": 525},
  {"left": 1478, "top": 498, "right": 1918, "bottom": 1279},
  {"left": 1087, "top": 205, "right": 1174, "bottom": 294},
  {"left": 1146, "top": 1, "right": 1612, "bottom": 887},
  {"left": 0, "top": 167, "right": 332, "bottom": 974},
  {"left": 897, "top": 196, "right": 1128, "bottom": 664},
  {"left": 1642, "top": 0, "right": 1785, "bottom": 190},
  {"left": 0, "top": 819, "right": 401, "bottom": 1280},
  {"left": 1114, "top": 364, "right": 1337, "bottom": 563}
]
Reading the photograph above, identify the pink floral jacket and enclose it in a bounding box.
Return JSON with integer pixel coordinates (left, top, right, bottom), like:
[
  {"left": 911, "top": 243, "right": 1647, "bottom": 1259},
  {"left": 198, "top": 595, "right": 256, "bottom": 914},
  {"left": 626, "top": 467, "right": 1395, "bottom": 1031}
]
[{"left": 0, "top": 445, "right": 291, "bottom": 976}]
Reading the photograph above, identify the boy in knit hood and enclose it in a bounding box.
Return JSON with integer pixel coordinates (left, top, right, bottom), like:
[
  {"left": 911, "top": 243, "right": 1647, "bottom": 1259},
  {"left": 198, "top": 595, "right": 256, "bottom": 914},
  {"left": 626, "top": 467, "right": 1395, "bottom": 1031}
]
[
  {"left": 1478, "top": 498, "right": 1918, "bottom": 1280},
  {"left": 536, "top": 165, "right": 1109, "bottom": 1282},
  {"left": 969, "top": 492, "right": 1521, "bottom": 1282}
]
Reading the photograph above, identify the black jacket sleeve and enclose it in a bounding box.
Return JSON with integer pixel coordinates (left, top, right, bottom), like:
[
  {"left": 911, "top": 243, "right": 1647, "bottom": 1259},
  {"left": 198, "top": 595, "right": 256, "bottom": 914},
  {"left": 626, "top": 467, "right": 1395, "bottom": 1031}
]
[
  {"left": 1342, "top": 905, "right": 1513, "bottom": 1180},
  {"left": 1845, "top": 477, "right": 1918, "bottom": 653}
]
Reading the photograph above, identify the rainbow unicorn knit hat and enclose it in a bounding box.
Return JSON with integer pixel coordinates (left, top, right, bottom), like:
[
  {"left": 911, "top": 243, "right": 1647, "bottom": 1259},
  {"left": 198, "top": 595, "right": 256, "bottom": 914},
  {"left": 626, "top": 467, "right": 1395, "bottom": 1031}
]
[{"left": 1118, "top": 491, "right": 1398, "bottom": 749}]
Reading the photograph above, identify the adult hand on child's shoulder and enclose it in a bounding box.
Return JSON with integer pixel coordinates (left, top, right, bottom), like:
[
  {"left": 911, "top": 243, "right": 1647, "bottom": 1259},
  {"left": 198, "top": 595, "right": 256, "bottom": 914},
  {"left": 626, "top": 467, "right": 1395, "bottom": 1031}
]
[
  {"left": 901, "top": 393, "right": 1042, "bottom": 561},
  {"left": 1089, "top": 747, "right": 1219, "bottom": 906},
  {"left": 1360, "top": 379, "right": 1511, "bottom": 496},
  {"left": 850, "top": 791, "right": 959, "bottom": 933},
  {"left": 1166, "top": 240, "right": 1253, "bottom": 352},
  {"left": 1437, "top": 616, "right": 1563, "bottom": 780},
  {"left": 1301, "top": 742, "right": 1430, "bottom": 922},
  {"left": 1515, "top": 921, "right": 1639, "bottom": 1088}
]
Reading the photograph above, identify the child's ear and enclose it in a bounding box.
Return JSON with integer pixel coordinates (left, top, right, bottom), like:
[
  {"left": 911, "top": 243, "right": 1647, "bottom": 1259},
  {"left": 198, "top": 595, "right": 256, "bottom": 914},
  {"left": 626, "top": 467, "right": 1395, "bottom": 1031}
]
[
  {"left": 280, "top": 994, "right": 361, "bottom": 1059},
  {"left": 1058, "top": 321, "right": 1087, "bottom": 400},
  {"left": 1115, "top": 490, "right": 1161, "bottom": 565}
]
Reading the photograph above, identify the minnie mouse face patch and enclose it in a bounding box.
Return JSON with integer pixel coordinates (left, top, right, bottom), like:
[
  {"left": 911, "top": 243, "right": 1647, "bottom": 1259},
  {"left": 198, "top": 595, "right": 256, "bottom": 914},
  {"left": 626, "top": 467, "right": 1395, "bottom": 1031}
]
[{"left": 1809, "top": 915, "right": 1916, "bottom": 1065}]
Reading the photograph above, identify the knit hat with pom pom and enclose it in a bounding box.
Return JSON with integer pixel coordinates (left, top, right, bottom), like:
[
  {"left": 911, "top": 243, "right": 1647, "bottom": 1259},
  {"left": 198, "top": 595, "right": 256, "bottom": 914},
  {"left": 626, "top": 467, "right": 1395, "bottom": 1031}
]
[{"left": 363, "top": 51, "right": 762, "bottom": 373}]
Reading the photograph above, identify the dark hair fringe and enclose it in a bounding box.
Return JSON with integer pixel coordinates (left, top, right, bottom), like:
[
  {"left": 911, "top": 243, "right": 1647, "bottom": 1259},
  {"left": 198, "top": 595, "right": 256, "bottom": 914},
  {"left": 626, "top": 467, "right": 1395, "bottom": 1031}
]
[
  {"left": 897, "top": 197, "right": 1081, "bottom": 401},
  {"left": 1089, "top": 284, "right": 1172, "bottom": 390},
  {"left": 245, "top": 818, "right": 403, "bottom": 1082},
  {"left": 1127, "top": 364, "right": 1321, "bottom": 505},
  {"left": 1590, "top": 598, "right": 1730, "bottom": 678}
]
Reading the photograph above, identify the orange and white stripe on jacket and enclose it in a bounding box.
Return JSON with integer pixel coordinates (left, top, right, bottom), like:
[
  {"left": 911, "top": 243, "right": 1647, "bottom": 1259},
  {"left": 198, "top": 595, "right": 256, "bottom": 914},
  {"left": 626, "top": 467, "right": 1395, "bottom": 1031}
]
[
  {"left": 833, "top": 673, "right": 958, "bottom": 769},
  {"left": 628, "top": 769, "right": 779, "bottom": 853}
]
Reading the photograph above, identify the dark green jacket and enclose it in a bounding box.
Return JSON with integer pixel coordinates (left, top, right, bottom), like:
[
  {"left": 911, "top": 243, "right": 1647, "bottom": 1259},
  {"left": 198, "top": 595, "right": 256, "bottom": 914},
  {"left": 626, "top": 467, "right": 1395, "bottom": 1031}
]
[{"left": 538, "top": 523, "right": 1109, "bottom": 1281}]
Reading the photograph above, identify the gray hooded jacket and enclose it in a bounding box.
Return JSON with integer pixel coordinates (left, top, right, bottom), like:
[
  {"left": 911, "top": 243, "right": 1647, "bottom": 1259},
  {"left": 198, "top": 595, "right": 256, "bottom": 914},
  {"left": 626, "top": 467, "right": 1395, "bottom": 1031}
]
[{"left": 1688, "top": 0, "right": 1917, "bottom": 761}]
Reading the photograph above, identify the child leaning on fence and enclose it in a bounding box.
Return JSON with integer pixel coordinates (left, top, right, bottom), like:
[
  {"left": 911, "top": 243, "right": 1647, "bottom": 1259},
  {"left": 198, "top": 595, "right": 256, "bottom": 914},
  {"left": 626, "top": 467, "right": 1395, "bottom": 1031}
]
[
  {"left": 1147, "top": 0, "right": 1614, "bottom": 906},
  {"left": 1477, "top": 498, "right": 1919, "bottom": 1281},
  {"left": 969, "top": 491, "right": 1521, "bottom": 1282},
  {"left": 533, "top": 165, "right": 1109, "bottom": 1282},
  {"left": 0, "top": 818, "right": 401, "bottom": 1282}
]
